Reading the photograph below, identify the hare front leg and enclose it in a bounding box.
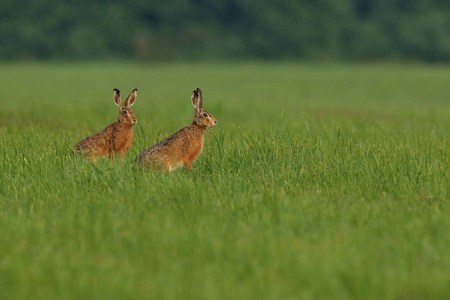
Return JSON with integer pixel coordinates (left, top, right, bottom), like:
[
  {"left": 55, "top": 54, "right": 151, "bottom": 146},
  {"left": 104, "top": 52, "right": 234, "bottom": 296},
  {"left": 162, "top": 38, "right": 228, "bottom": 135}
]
[{"left": 184, "top": 161, "right": 193, "bottom": 170}]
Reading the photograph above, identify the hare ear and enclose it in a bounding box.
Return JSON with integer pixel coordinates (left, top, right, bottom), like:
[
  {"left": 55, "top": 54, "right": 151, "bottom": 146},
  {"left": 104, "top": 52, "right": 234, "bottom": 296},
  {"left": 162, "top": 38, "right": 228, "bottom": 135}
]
[
  {"left": 113, "top": 89, "right": 123, "bottom": 108},
  {"left": 191, "top": 88, "right": 203, "bottom": 113},
  {"left": 125, "top": 89, "right": 138, "bottom": 108}
]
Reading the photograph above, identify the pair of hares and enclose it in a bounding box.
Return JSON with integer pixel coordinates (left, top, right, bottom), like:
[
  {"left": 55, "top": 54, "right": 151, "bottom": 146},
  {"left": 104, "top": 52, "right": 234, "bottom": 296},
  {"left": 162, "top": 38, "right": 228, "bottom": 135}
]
[{"left": 74, "top": 88, "right": 217, "bottom": 171}]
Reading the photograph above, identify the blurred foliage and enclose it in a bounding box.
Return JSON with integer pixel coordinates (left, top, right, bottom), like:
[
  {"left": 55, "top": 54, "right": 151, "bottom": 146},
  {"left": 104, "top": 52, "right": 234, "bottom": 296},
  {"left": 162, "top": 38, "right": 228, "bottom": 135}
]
[{"left": 1, "top": 0, "right": 449, "bottom": 61}]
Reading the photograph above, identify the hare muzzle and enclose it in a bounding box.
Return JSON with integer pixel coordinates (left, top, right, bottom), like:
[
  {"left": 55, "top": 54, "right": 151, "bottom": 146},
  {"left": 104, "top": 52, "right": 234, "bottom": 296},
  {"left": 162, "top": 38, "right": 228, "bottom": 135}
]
[{"left": 209, "top": 116, "right": 218, "bottom": 127}]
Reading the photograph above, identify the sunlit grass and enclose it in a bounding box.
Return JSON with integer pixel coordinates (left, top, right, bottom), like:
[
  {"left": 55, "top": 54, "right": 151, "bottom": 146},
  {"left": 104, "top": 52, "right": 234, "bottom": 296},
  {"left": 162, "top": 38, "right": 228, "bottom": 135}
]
[{"left": 0, "top": 62, "right": 449, "bottom": 300}]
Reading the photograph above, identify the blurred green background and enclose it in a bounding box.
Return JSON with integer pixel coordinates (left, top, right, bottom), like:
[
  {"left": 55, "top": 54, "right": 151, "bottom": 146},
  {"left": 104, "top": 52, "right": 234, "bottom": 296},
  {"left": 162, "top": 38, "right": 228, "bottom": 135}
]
[{"left": 1, "top": 0, "right": 450, "bottom": 62}]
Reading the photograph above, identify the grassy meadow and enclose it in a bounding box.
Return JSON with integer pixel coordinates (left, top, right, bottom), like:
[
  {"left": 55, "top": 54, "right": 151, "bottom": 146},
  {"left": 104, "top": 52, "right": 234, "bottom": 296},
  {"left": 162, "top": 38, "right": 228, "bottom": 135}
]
[{"left": 0, "top": 62, "right": 449, "bottom": 300}]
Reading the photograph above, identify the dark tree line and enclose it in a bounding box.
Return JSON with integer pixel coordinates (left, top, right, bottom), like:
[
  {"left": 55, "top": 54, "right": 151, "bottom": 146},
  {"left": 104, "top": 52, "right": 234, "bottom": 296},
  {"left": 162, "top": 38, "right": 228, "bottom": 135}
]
[{"left": 1, "top": 0, "right": 449, "bottom": 61}]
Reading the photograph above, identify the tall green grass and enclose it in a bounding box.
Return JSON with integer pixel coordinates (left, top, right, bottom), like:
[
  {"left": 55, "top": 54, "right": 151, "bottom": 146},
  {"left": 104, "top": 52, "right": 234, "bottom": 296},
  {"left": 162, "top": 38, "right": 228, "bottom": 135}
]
[{"left": 0, "top": 62, "right": 449, "bottom": 300}]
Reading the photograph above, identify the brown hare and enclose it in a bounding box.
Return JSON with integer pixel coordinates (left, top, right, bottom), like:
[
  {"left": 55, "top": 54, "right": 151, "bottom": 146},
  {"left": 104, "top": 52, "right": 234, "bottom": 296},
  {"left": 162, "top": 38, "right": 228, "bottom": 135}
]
[
  {"left": 74, "top": 88, "right": 138, "bottom": 160},
  {"left": 136, "top": 88, "right": 217, "bottom": 171}
]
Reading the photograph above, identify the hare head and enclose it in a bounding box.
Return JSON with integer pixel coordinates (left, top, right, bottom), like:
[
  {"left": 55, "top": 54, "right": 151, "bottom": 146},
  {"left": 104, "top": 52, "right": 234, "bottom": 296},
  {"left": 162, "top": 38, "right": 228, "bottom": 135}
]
[
  {"left": 191, "top": 88, "right": 217, "bottom": 128},
  {"left": 114, "top": 88, "right": 138, "bottom": 125}
]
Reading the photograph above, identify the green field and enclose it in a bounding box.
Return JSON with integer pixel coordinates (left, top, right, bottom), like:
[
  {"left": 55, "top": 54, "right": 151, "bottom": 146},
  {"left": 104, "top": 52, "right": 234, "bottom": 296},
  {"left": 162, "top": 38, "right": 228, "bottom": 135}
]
[{"left": 0, "top": 62, "right": 449, "bottom": 300}]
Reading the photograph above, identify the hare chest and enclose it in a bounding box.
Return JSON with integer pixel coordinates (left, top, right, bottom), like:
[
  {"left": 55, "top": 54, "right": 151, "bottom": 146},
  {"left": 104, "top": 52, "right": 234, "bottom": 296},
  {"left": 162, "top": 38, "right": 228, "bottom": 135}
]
[
  {"left": 184, "top": 137, "right": 204, "bottom": 163},
  {"left": 112, "top": 129, "right": 133, "bottom": 155}
]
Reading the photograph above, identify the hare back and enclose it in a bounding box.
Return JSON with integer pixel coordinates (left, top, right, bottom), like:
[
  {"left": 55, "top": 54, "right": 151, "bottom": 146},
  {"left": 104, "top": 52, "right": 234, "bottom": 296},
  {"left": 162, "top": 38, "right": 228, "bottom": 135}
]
[
  {"left": 74, "top": 122, "right": 133, "bottom": 158},
  {"left": 137, "top": 125, "right": 205, "bottom": 168}
]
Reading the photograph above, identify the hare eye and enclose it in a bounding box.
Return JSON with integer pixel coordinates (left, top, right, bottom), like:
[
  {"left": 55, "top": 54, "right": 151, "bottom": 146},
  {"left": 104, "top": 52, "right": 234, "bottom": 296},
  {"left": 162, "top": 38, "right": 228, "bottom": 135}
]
[
  {"left": 123, "top": 110, "right": 128, "bottom": 114},
  {"left": 203, "top": 112, "right": 208, "bottom": 117}
]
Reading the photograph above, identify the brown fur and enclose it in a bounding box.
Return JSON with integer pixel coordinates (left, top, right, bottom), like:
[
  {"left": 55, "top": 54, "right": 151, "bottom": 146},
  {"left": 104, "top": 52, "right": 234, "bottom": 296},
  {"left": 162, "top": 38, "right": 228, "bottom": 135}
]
[
  {"left": 136, "top": 88, "right": 217, "bottom": 171},
  {"left": 74, "top": 88, "right": 138, "bottom": 160}
]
